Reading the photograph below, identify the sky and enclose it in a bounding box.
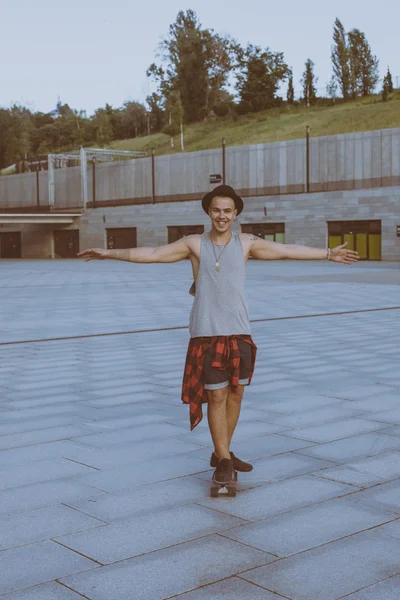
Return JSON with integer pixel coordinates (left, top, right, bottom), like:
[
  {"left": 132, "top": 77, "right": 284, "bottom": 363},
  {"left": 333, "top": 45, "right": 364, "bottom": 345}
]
[{"left": 1, "top": 0, "right": 399, "bottom": 115}]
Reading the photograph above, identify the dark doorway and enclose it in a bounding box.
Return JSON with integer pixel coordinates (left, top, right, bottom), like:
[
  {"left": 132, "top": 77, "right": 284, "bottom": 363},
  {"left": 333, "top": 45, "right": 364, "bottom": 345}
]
[
  {"left": 54, "top": 230, "right": 80, "bottom": 258},
  {"left": 167, "top": 225, "right": 204, "bottom": 244},
  {"left": 0, "top": 232, "right": 22, "bottom": 258},
  {"left": 328, "top": 221, "right": 381, "bottom": 260},
  {"left": 106, "top": 228, "right": 137, "bottom": 249}
]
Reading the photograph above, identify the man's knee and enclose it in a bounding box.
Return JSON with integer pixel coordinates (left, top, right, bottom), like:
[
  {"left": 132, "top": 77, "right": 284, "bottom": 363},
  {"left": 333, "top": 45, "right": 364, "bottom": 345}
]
[
  {"left": 207, "top": 386, "right": 229, "bottom": 405},
  {"left": 228, "top": 385, "right": 245, "bottom": 403}
]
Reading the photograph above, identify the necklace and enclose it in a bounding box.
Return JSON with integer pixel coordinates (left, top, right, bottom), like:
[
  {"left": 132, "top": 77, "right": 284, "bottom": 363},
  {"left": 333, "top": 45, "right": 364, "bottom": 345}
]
[{"left": 210, "top": 232, "right": 232, "bottom": 271}]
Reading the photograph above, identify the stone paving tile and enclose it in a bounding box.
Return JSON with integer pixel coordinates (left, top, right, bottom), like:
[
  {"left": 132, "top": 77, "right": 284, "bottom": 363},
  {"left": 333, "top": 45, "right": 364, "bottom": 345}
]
[
  {"left": 262, "top": 405, "right": 362, "bottom": 428},
  {"left": 171, "top": 577, "right": 284, "bottom": 599},
  {"left": 343, "top": 575, "right": 400, "bottom": 599},
  {"left": 72, "top": 411, "right": 170, "bottom": 430},
  {"left": 59, "top": 535, "right": 274, "bottom": 600},
  {"left": 0, "top": 582, "right": 85, "bottom": 599},
  {"left": 56, "top": 504, "right": 248, "bottom": 564},
  {"left": 375, "top": 518, "right": 400, "bottom": 540},
  {"left": 185, "top": 433, "right": 314, "bottom": 464},
  {"left": 0, "top": 479, "right": 106, "bottom": 516},
  {"left": 315, "top": 467, "right": 385, "bottom": 488},
  {"left": 0, "top": 540, "right": 97, "bottom": 596},
  {"left": 0, "top": 403, "right": 87, "bottom": 421},
  {"left": 77, "top": 391, "right": 160, "bottom": 408},
  {"left": 66, "top": 476, "right": 210, "bottom": 521},
  {"left": 198, "top": 475, "right": 353, "bottom": 521},
  {"left": 383, "top": 425, "right": 400, "bottom": 437},
  {"left": 0, "top": 505, "right": 105, "bottom": 551},
  {"left": 222, "top": 496, "right": 397, "bottom": 557},
  {"left": 316, "top": 450, "right": 400, "bottom": 487},
  {"left": 241, "top": 529, "right": 400, "bottom": 600},
  {"left": 0, "top": 415, "right": 87, "bottom": 437},
  {"left": 350, "top": 480, "right": 400, "bottom": 514},
  {"left": 195, "top": 452, "right": 334, "bottom": 490},
  {"left": 0, "top": 394, "right": 90, "bottom": 409},
  {"left": 0, "top": 458, "right": 96, "bottom": 491},
  {"left": 296, "top": 431, "right": 400, "bottom": 463},
  {"left": 72, "top": 455, "right": 209, "bottom": 492},
  {"left": 177, "top": 420, "right": 291, "bottom": 447},
  {"left": 319, "top": 383, "right": 396, "bottom": 401},
  {"left": 0, "top": 426, "right": 90, "bottom": 450},
  {"left": 282, "top": 418, "right": 388, "bottom": 444},
  {"left": 0, "top": 440, "right": 97, "bottom": 467},
  {"left": 59, "top": 437, "right": 201, "bottom": 470},
  {"left": 1, "top": 261, "right": 399, "bottom": 598},
  {"left": 344, "top": 392, "right": 400, "bottom": 413},
  {"left": 70, "top": 422, "right": 188, "bottom": 448},
  {"left": 255, "top": 392, "right": 352, "bottom": 414},
  {"left": 361, "top": 407, "right": 400, "bottom": 425}
]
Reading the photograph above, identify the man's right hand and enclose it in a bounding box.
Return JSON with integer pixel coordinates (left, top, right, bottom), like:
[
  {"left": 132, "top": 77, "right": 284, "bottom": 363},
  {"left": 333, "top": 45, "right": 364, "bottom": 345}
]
[{"left": 77, "top": 248, "right": 109, "bottom": 262}]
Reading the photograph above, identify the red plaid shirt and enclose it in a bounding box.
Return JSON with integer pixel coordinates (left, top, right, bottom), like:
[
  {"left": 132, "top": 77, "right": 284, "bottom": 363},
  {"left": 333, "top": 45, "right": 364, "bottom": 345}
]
[{"left": 181, "top": 335, "right": 257, "bottom": 431}]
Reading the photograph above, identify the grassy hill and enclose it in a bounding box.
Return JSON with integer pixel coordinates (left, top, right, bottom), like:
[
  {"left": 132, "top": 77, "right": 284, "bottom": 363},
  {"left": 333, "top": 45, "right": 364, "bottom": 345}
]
[{"left": 111, "top": 91, "right": 400, "bottom": 156}]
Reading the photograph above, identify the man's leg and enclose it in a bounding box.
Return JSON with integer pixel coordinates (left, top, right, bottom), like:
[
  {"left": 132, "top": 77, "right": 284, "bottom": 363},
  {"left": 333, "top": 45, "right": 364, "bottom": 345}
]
[
  {"left": 226, "top": 385, "right": 245, "bottom": 446},
  {"left": 206, "top": 387, "right": 231, "bottom": 460}
]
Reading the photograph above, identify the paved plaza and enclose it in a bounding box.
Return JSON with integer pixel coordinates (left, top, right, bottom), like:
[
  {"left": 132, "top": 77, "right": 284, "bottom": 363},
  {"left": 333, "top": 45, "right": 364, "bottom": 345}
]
[{"left": 0, "top": 258, "right": 400, "bottom": 599}]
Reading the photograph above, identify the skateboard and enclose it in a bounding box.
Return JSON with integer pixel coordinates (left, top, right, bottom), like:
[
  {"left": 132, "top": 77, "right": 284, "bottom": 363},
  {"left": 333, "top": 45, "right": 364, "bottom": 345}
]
[{"left": 210, "top": 470, "right": 237, "bottom": 497}]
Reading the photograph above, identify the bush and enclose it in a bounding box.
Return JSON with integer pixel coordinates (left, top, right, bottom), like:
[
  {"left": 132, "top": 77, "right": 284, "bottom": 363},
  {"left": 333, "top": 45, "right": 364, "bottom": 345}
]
[
  {"left": 236, "top": 101, "right": 252, "bottom": 115},
  {"left": 162, "top": 123, "right": 180, "bottom": 137},
  {"left": 212, "top": 103, "right": 230, "bottom": 117}
]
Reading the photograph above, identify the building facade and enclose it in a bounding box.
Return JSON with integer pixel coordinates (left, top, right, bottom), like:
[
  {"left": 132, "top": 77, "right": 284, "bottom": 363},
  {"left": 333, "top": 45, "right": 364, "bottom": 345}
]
[
  {"left": 1, "top": 186, "right": 399, "bottom": 261},
  {"left": 0, "top": 127, "right": 399, "bottom": 260}
]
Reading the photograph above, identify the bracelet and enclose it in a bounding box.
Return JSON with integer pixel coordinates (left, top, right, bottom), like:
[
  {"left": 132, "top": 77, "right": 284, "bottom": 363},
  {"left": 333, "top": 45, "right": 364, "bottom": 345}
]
[{"left": 327, "top": 248, "right": 331, "bottom": 260}]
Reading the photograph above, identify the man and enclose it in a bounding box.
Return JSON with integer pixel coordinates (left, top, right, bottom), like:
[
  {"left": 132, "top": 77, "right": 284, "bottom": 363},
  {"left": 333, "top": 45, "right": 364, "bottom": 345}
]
[{"left": 78, "top": 184, "right": 359, "bottom": 486}]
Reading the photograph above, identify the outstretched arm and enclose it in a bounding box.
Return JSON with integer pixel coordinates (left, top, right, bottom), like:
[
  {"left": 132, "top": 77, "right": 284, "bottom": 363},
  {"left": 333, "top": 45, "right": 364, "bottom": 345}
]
[
  {"left": 78, "top": 237, "right": 191, "bottom": 263},
  {"left": 246, "top": 235, "right": 359, "bottom": 264}
]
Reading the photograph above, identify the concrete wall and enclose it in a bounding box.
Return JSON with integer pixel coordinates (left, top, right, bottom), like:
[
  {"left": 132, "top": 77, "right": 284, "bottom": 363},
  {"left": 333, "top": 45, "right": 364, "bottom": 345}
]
[
  {"left": 1, "top": 127, "right": 400, "bottom": 211},
  {"left": 0, "top": 171, "right": 48, "bottom": 209},
  {"left": 0, "top": 223, "right": 54, "bottom": 258},
  {"left": 5, "top": 185, "right": 396, "bottom": 260},
  {"left": 81, "top": 186, "right": 400, "bottom": 261}
]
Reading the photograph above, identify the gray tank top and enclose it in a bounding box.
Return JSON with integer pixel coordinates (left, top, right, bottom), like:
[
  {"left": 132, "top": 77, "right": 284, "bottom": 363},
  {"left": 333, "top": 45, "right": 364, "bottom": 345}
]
[{"left": 189, "top": 232, "right": 251, "bottom": 338}]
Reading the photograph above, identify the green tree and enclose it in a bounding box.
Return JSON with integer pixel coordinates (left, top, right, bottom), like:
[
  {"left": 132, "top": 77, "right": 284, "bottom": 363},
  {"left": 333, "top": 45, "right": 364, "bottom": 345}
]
[
  {"left": 326, "top": 75, "right": 338, "bottom": 104},
  {"left": 236, "top": 44, "right": 289, "bottom": 113},
  {"left": 102, "top": 103, "right": 125, "bottom": 140},
  {"left": 147, "top": 9, "right": 235, "bottom": 122},
  {"left": 382, "top": 80, "right": 389, "bottom": 103},
  {"left": 162, "top": 90, "right": 184, "bottom": 149},
  {"left": 92, "top": 108, "right": 113, "bottom": 146},
  {"left": 348, "top": 28, "right": 379, "bottom": 97},
  {"left": 0, "top": 109, "right": 15, "bottom": 168},
  {"left": 122, "top": 101, "right": 147, "bottom": 138},
  {"left": 301, "top": 59, "right": 318, "bottom": 106},
  {"left": 0, "top": 106, "right": 33, "bottom": 170},
  {"left": 287, "top": 69, "right": 295, "bottom": 104},
  {"left": 146, "top": 93, "right": 164, "bottom": 133},
  {"left": 381, "top": 67, "right": 393, "bottom": 102},
  {"left": 385, "top": 67, "right": 394, "bottom": 93},
  {"left": 202, "top": 30, "right": 237, "bottom": 112},
  {"left": 331, "top": 18, "right": 351, "bottom": 99}
]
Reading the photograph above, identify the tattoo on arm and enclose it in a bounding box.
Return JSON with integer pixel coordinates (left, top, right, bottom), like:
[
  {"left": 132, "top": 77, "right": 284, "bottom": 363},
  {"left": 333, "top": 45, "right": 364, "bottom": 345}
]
[{"left": 248, "top": 234, "right": 259, "bottom": 241}]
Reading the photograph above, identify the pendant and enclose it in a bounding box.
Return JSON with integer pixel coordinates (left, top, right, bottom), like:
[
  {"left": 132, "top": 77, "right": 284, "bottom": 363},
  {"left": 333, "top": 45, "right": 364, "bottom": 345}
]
[{"left": 215, "top": 262, "right": 220, "bottom": 271}]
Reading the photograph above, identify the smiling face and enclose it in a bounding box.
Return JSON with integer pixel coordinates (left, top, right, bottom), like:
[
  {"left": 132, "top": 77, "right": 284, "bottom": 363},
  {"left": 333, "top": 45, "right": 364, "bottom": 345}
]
[{"left": 208, "top": 195, "right": 237, "bottom": 233}]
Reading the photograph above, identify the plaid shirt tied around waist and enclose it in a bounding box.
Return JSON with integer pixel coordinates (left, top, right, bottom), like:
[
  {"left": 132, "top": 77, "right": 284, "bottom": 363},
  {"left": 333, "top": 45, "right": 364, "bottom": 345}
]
[{"left": 181, "top": 335, "right": 257, "bottom": 431}]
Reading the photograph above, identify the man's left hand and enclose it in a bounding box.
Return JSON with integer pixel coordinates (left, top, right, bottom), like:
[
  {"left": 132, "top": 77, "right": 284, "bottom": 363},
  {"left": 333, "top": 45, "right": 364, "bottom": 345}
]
[{"left": 330, "top": 242, "right": 359, "bottom": 264}]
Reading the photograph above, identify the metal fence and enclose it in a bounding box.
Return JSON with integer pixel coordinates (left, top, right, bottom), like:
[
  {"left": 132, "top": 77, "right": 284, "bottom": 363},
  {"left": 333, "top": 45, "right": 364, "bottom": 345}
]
[{"left": 0, "top": 127, "right": 399, "bottom": 211}]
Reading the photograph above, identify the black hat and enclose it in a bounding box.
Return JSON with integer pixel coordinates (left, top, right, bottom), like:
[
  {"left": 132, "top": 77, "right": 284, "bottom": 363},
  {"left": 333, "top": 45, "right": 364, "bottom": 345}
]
[{"left": 202, "top": 184, "right": 244, "bottom": 215}]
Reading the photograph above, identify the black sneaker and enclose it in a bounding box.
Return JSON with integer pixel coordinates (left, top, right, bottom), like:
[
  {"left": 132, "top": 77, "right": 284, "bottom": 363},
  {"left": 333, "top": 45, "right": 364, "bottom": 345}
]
[
  {"left": 210, "top": 451, "right": 253, "bottom": 472},
  {"left": 213, "top": 458, "right": 234, "bottom": 485}
]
